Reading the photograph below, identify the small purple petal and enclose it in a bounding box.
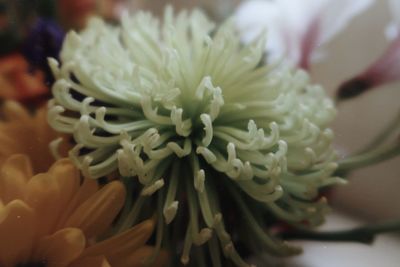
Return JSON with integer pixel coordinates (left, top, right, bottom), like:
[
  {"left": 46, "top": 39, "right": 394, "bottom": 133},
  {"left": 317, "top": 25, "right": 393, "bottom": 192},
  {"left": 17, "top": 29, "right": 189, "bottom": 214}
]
[{"left": 22, "top": 18, "right": 65, "bottom": 84}]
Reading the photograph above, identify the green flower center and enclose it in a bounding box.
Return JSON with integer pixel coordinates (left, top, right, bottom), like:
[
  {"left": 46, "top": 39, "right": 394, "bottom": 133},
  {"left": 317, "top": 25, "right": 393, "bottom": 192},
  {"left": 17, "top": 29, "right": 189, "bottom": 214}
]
[{"left": 47, "top": 8, "right": 342, "bottom": 266}]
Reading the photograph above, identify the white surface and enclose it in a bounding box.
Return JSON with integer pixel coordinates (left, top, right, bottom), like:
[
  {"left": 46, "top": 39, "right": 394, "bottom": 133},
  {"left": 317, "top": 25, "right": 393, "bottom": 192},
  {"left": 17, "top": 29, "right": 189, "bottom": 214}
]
[
  {"left": 284, "top": 213, "right": 400, "bottom": 267},
  {"left": 251, "top": 212, "right": 400, "bottom": 267}
]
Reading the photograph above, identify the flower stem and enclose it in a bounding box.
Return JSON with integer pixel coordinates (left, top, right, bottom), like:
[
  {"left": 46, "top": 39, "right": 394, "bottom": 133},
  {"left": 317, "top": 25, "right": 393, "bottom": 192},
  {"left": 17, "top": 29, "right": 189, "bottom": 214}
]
[
  {"left": 337, "top": 138, "right": 400, "bottom": 173},
  {"left": 116, "top": 196, "right": 147, "bottom": 233},
  {"left": 281, "top": 220, "right": 400, "bottom": 244},
  {"left": 359, "top": 108, "right": 400, "bottom": 153}
]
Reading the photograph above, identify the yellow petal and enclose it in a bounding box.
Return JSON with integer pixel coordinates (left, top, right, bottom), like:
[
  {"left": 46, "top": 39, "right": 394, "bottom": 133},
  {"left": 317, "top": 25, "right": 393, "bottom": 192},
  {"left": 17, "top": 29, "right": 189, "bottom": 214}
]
[
  {"left": 24, "top": 173, "right": 61, "bottom": 236},
  {"left": 56, "top": 177, "right": 98, "bottom": 228},
  {"left": 110, "top": 246, "right": 168, "bottom": 267},
  {"left": 69, "top": 256, "right": 111, "bottom": 267},
  {"left": 0, "top": 134, "right": 21, "bottom": 165},
  {"left": 33, "top": 228, "right": 85, "bottom": 267},
  {"left": 2, "top": 101, "right": 30, "bottom": 121},
  {"left": 64, "top": 181, "right": 126, "bottom": 239},
  {"left": 0, "top": 200, "right": 35, "bottom": 267},
  {"left": 82, "top": 220, "right": 154, "bottom": 258},
  {"left": 0, "top": 154, "right": 32, "bottom": 203},
  {"left": 0, "top": 102, "right": 65, "bottom": 173},
  {"left": 48, "top": 159, "right": 80, "bottom": 225},
  {"left": 0, "top": 125, "right": 33, "bottom": 163},
  {"left": 30, "top": 107, "right": 60, "bottom": 173}
]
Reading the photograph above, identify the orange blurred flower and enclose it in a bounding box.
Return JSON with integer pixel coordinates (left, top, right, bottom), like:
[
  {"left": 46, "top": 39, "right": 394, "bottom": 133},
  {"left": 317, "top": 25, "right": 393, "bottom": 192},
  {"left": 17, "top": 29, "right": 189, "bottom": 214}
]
[
  {"left": 0, "top": 155, "right": 167, "bottom": 267},
  {"left": 58, "top": 0, "right": 126, "bottom": 29},
  {"left": 59, "top": 0, "right": 97, "bottom": 29},
  {"left": 0, "top": 54, "right": 48, "bottom": 103}
]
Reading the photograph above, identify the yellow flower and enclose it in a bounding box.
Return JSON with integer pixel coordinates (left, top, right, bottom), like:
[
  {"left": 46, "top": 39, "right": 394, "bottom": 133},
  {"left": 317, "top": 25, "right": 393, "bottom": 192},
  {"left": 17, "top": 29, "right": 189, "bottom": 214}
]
[
  {"left": 0, "top": 154, "right": 167, "bottom": 267},
  {"left": 0, "top": 101, "right": 70, "bottom": 173}
]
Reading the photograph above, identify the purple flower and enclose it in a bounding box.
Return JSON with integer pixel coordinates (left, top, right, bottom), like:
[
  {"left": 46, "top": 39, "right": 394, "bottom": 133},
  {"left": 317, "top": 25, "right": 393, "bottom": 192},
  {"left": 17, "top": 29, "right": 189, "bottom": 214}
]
[{"left": 22, "top": 18, "right": 64, "bottom": 84}]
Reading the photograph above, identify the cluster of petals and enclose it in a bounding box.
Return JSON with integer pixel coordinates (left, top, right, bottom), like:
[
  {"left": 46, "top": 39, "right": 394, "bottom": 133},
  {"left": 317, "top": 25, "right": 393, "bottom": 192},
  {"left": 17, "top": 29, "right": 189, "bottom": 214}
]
[
  {"left": 48, "top": 8, "right": 342, "bottom": 265},
  {"left": 0, "top": 101, "right": 69, "bottom": 173},
  {"left": 0, "top": 154, "right": 166, "bottom": 267}
]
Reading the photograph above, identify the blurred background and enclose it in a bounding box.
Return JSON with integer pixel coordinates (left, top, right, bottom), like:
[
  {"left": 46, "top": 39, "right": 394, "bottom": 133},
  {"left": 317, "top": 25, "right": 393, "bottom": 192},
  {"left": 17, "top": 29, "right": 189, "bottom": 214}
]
[
  {"left": 0, "top": 0, "right": 398, "bottom": 266},
  {"left": 310, "top": 0, "right": 400, "bottom": 221}
]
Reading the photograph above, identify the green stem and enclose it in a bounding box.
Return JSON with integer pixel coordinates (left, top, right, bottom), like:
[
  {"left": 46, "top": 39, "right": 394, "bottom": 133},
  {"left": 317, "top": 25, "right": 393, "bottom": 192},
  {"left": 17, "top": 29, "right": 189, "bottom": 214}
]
[
  {"left": 359, "top": 109, "right": 400, "bottom": 153},
  {"left": 337, "top": 139, "right": 400, "bottom": 173},
  {"left": 116, "top": 196, "right": 146, "bottom": 233},
  {"left": 282, "top": 220, "right": 400, "bottom": 244},
  {"left": 208, "top": 235, "right": 222, "bottom": 267},
  {"left": 144, "top": 189, "right": 164, "bottom": 266},
  {"left": 228, "top": 184, "right": 301, "bottom": 256}
]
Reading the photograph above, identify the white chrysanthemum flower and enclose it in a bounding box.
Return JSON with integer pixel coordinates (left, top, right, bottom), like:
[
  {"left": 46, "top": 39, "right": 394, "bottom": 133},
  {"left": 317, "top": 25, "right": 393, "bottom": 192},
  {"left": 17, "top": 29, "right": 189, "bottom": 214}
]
[{"left": 48, "top": 8, "right": 343, "bottom": 266}]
